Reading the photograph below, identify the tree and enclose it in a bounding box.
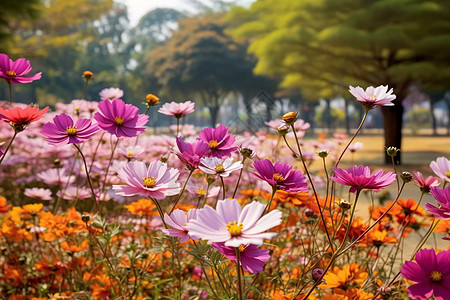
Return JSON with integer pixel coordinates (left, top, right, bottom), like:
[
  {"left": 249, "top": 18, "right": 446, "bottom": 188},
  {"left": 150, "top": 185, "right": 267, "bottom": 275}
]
[
  {"left": 226, "top": 0, "right": 450, "bottom": 164},
  {"left": 148, "top": 15, "right": 269, "bottom": 126}
]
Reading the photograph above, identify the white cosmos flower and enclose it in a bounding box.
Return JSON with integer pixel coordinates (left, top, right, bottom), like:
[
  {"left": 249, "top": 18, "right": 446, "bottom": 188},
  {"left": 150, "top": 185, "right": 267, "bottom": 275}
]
[{"left": 199, "top": 157, "right": 243, "bottom": 177}]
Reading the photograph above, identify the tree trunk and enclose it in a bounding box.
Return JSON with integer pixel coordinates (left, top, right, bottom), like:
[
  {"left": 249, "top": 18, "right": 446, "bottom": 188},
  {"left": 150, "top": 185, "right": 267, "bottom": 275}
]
[
  {"left": 381, "top": 104, "right": 404, "bottom": 164},
  {"left": 325, "top": 99, "right": 332, "bottom": 134},
  {"left": 344, "top": 99, "right": 350, "bottom": 135},
  {"left": 430, "top": 100, "right": 437, "bottom": 136},
  {"left": 209, "top": 105, "right": 220, "bottom": 128},
  {"left": 445, "top": 97, "right": 450, "bottom": 136}
]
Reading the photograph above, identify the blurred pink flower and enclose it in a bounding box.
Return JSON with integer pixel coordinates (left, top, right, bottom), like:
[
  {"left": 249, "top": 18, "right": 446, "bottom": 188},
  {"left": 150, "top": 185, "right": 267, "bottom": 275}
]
[
  {"left": 212, "top": 242, "right": 270, "bottom": 274},
  {"left": 41, "top": 113, "right": 99, "bottom": 146},
  {"left": 186, "top": 181, "right": 220, "bottom": 198},
  {"left": 118, "top": 145, "right": 145, "bottom": 160},
  {"left": 349, "top": 85, "right": 396, "bottom": 109},
  {"left": 0, "top": 53, "right": 42, "bottom": 84},
  {"left": 413, "top": 171, "right": 440, "bottom": 193},
  {"left": 349, "top": 142, "right": 364, "bottom": 153},
  {"left": 186, "top": 199, "right": 282, "bottom": 247},
  {"left": 37, "top": 168, "right": 74, "bottom": 186},
  {"left": 199, "top": 157, "right": 243, "bottom": 177},
  {"left": 162, "top": 208, "right": 198, "bottom": 242},
  {"left": 264, "top": 119, "right": 283, "bottom": 130},
  {"left": 401, "top": 248, "right": 450, "bottom": 300},
  {"left": 430, "top": 157, "right": 450, "bottom": 183},
  {"left": 24, "top": 188, "right": 52, "bottom": 201},
  {"left": 330, "top": 165, "right": 396, "bottom": 193},
  {"left": 426, "top": 186, "right": 450, "bottom": 220},
  {"left": 94, "top": 99, "right": 148, "bottom": 138},
  {"left": 158, "top": 101, "right": 195, "bottom": 118},
  {"left": 57, "top": 186, "right": 91, "bottom": 200},
  {"left": 99, "top": 87, "right": 124, "bottom": 101},
  {"left": 252, "top": 159, "right": 308, "bottom": 193},
  {"left": 198, "top": 125, "right": 238, "bottom": 158},
  {"left": 113, "top": 160, "right": 180, "bottom": 199}
]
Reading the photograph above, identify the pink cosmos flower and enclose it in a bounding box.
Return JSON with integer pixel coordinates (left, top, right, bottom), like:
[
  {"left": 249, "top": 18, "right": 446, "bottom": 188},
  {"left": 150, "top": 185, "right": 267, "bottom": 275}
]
[
  {"left": 37, "top": 168, "right": 75, "bottom": 186},
  {"left": 198, "top": 125, "right": 238, "bottom": 158},
  {"left": 99, "top": 87, "right": 124, "bottom": 101},
  {"left": 348, "top": 142, "right": 364, "bottom": 153},
  {"left": 162, "top": 208, "right": 198, "bottom": 242},
  {"left": 174, "top": 137, "right": 209, "bottom": 169},
  {"left": 41, "top": 113, "right": 99, "bottom": 146},
  {"left": 186, "top": 199, "right": 282, "bottom": 247},
  {"left": 118, "top": 145, "right": 145, "bottom": 160},
  {"left": 401, "top": 248, "right": 450, "bottom": 300},
  {"left": 330, "top": 165, "right": 396, "bottom": 193},
  {"left": 425, "top": 186, "right": 450, "bottom": 220},
  {"left": 212, "top": 242, "right": 271, "bottom": 274},
  {"left": 94, "top": 99, "right": 148, "bottom": 138},
  {"left": 413, "top": 171, "right": 440, "bottom": 193},
  {"left": 199, "top": 157, "right": 243, "bottom": 177},
  {"left": 430, "top": 157, "right": 450, "bottom": 183},
  {"left": 158, "top": 101, "right": 195, "bottom": 118},
  {"left": 186, "top": 181, "right": 220, "bottom": 198},
  {"left": 113, "top": 160, "right": 181, "bottom": 200},
  {"left": 57, "top": 186, "right": 91, "bottom": 200},
  {"left": 264, "top": 119, "right": 283, "bottom": 130},
  {"left": 0, "top": 53, "right": 42, "bottom": 84},
  {"left": 24, "top": 188, "right": 52, "bottom": 201},
  {"left": 349, "top": 85, "right": 396, "bottom": 109},
  {"left": 251, "top": 159, "right": 308, "bottom": 193}
]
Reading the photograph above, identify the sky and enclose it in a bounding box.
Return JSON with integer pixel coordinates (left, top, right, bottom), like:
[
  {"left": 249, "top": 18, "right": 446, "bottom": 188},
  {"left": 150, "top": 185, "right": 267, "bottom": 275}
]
[{"left": 121, "top": 0, "right": 254, "bottom": 26}]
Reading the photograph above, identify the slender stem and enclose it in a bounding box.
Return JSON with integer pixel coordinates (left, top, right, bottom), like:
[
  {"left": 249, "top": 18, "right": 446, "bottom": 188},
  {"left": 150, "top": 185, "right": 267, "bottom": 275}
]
[
  {"left": 390, "top": 155, "right": 400, "bottom": 192},
  {"left": 144, "top": 106, "right": 150, "bottom": 116},
  {"left": 81, "top": 79, "right": 89, "bottom": 99},
  {"left": 281, "top": 135, "right": 299, "bottom": 158},
  {"left": 170, "top": 169, "right": 194, "bottom": 213},
  {"left": 264, "top": 188, "right": 277, "bottom": 214},
  {"left": 73, "top": 144, "right": 99, "bottom": 211},
  {"left": 88, "top": 132, "right": 105, "bottom": 172},
  {"left": 235, "top": 248, "right": 243, "bottom": 300},
  {"left": 0, "top": 131, "right": 17, "bottom": 164},
  {"left": 334, "top": 108, "right": 369, "bottom": 169},
  {"left": 232, "top": 157, "right": 247, "bottom": 198},
  {"left": 220, "top": 176, "right": 226, "bottom": 199},
  {"left": 151, "top": 197, "right": 168, "bottom": 229},
  {"left": 291, "top": 126, "right": 335, "bottom": 253},
  {"left": 100, "top": 137, "right": 120, "bottom": 197},
  {"left": 176, "top": 117, "right": 180, "bottom": 137},
  {"left": 7, "top": 80, "right": 12, "bottom": 103}
]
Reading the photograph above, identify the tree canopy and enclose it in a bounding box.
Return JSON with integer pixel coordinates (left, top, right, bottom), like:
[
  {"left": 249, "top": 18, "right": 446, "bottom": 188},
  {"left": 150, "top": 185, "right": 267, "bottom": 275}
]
[{"left": 226, "top": 0, "right": 450, "bottom": 163}]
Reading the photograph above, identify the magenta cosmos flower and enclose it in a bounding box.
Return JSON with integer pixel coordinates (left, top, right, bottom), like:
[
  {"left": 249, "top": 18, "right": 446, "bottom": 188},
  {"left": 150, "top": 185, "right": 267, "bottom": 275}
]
[
  {"left": 430, "top": 157, "right": 450, "bottom": 183},
  {"left": 212, "top": 242, "right": 270, "bottom": 274},
  {"left": 330, "top": 165, "right": 396, "bottom": 193},
  {"left": 348, "top": 85, "right": 396, "bottom": 109},
  {"left": 198, "top": 125, "right": 238, "bottom": 158},
  {"left": 41, "top": 113, "right": 99, "bottom": 146},
  {"left": 425, "top": 186, "right": 450, "bottom": 220},
  {"left": 186, "top": 198, "right": 282, "bottom": 247},
  {"left": 113, "top": 160, "right": 181, "bottom": 200},
  {"left": 158, "top": 101, "right": 195, "bottom": 118},
  {"left": 413, "top": 171, "right": 440, "bottom": 193},
  {"left": 199, "top": 157, "right": 243, "bottom": 177},
  {"left": 252, "top": 159, "right": 308, "bottom": 193},
  {"left": 174, "top": 137, "right": 209, "bottom": 169},
  {"left": 162, "top": 208, "right": 198, "bottom": 242},
  {"left": 0, "top": 53, "right": 42, "bottom": 84},
  {"left": 94, "top": 99, "right": 148, "bottom": 138},
  {"left": 401, "top": 248, "right": 450, "bottom": 300}
]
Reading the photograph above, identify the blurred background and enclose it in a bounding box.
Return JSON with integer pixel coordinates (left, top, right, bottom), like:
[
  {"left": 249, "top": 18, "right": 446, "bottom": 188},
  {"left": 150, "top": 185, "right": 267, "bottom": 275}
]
[{"left": 1, "top": 0, "right": 449, "bottom": 164}]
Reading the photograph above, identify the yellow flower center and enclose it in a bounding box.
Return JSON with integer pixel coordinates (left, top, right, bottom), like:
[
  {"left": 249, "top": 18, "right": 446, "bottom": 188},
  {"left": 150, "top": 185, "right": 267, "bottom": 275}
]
[
  {"left": 66, "top": 126, "right": 78, "bottom": 136},
  {"left": 446, "top": 171, "right": 450, "bottom": 178},
  {"left": 273, "top": 173, "right": 285, "bottom": 183},
  {"left": 127, "top": 151, "right": 134, "bottom": 157},
  {"left": 208, "top": 140, "right": 218, "bottom": 149},
  {"left": 197, "top": 189, "right": 206, "bottom": 195},
  {"left": 74, "top": 107, "right": 80, "bottom": 111},
  {"left": 115, "top": 116, "right": 124, "bottom": 125},
  {"left": 142, "top": 176, "right": 156, "bottom": 188},
  {"left": 369, "top": 94, "right": 376, "bottom": 99},
  {"left": 226, "top": 221, "right": 243, "bottom": 236},
  {"left": 430, "top": 270, "right": 442, "bottom": 282},
  {"left": 6, "top": 70, "right": 17, "bottom": 77},
  {"left": 215, "top": 164, "right": 225, "bottom": 173}
]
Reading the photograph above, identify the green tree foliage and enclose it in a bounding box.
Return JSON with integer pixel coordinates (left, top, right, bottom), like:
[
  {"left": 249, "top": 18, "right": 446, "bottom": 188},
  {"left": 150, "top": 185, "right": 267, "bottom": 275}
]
[
  {"left": 147, "top": 15, "right": 276, "bottom": 126},
  {"left": 226, "top": 0, "right": 450, "bottom": 163}
]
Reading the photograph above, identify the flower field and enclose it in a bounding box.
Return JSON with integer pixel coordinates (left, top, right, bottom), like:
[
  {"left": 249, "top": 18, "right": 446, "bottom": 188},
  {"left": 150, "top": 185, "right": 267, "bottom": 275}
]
[{"left": 0, "top": 53, "right": 449, "bottom": 300}]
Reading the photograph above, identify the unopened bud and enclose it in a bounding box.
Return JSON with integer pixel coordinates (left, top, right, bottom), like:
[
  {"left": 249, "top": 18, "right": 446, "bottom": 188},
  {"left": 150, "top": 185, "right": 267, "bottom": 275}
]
[
  {"left": 400, "top": 171, "right": 413, "bottom": 183},
  {"left": 312, "top": 268, "right": 324, "bottom": 282},
  {"left": 145, "top": 94, "right": 159, "bottom": 106},
  {"left": 160, "top": 157, "right": 168, "bottom": 163},
  {"left": 377, "top": 285, "right": 394, "bottom": 296},
  {"left": 338, "top": 199, "right": 351, "bottom": 210},
  {"left": 83, "top": 71, "right": 93, "bottom": 80},
  {"left": 239, "top": 147, "right": 254, "bottom": 158},
  {"left": 81, "top": 214, "right": 90, "bottom": 223},
  {"left": 304, "top": 208, "right": 315, "bottom": 218},
  {"left": 386, "top": 146, "right": 400, "bottom": 157},
  {"left": 317, "top": 150, "right": 329, "bottom": 158},
  {"left": 282, "top": 112, "right": 298, "bottom": 125},
  {"left": 277, "top": 124, "right": 290, "bottom": 136}
]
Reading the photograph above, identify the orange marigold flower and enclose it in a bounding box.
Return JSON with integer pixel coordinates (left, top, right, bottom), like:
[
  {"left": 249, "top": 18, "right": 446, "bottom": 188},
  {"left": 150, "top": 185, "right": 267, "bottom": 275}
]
[
  {"left": 125, "top": 198, "right": 157, "bottom": 217},
  {"left": 360, "top": 228, "right": 397, "bottom": 248},
  {"left": 60, "top": 239, "right": 89, "bottom": 252},
  {"left": 0, "top": 196, "right": 11, "bottom": 213},
  {"left": 321, "top": 263, "right": 368, "bottom": 290},
  {"left": 322, "top": 288, "right": 374, "bottom": 300},
  {"left": 273, "top": 190, "right": 310, "bottom": 207}
]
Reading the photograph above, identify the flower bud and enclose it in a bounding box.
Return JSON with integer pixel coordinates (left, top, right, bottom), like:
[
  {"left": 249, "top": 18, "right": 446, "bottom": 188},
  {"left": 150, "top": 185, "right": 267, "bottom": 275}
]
[
  {"left": 386, "top": 146, "right": 400, "bottom": 157},
  {"left": 304, "top": 208, "right": 315, "bottom": 218},
  {"left": 317, "top": 150, "right": 329, "bottom": 158},
  {"left": 282, "top": 112, "right": 298, "bottom": 125},
  {"left": 312, "top": 268, "right": 324, "bottom": 282},
  {"left": 81, "top": 214, "right": 90, "bottom": 223},
  {"left": 400, "top": 171, "right": 413, "bottom": 183},
  {"left": 83, "top": 71, "right": 93, "bottom": 80},
  {"left": 160, "top": 157, "right": 168, "bottom": 163},
  {"left": 338, "top": 199, "right": 351, "bottom": 210},
  {"left": 277, "top": 124, "right": 290, "bottom": 136},
  {"left": 239, "top": 147, "right": 254, "bottom": 158},
  {"left": 145, "top": 94, "right": 160, "bottom": 106}
]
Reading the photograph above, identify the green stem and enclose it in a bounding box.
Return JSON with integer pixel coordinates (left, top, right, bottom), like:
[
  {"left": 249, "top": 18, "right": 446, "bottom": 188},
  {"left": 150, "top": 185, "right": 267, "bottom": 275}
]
[
  {"left": 170, "top": 169, "right": 194, "bottom": 213},
  {"left": 264, "top": 188, "right": 277, "bottom": 214},
  {"left": 390, "top": 155, "right": 400, "bottom": 192},
  {"left": 7, "top": 80, "right": 12, "bottom": 103},
  {"left": 81, "top": 79, "right": 89, "bottom": 99},
  {"left": 220, "top": 176, "right": 226, "bottom": 199},
  {"left": 232, "top": 157, "right": 247, "bottom": 198},
  {"left": 235, "top": 248, "right": 243, "bottom": 300},
  {"left": 151, "top": 197, "right": 168, "bottom": 229},
  {"left": 176, "top": 117, "right": 180, "bottom": 137},
  {"left": 0, "top": 131, "right": 18, "bottom": 164},
  {"left": 73, "top": 144, "right": 99, "bottom": 211}
]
